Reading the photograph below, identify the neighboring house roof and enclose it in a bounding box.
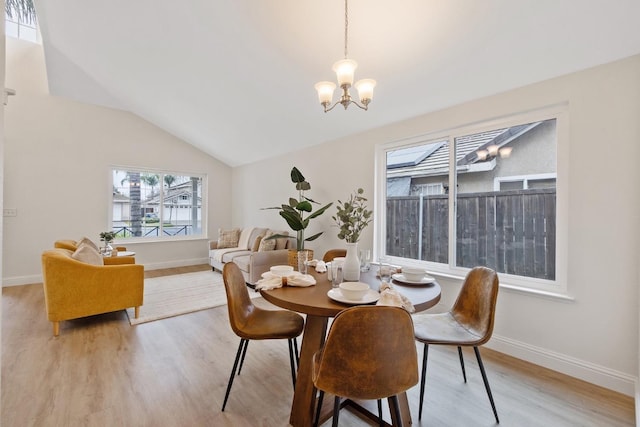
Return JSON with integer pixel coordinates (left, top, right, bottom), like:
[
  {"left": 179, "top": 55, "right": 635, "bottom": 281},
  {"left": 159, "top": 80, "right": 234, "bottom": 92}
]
[
  {"left": 145, "top": 180, "right": 202, "bottom": 206},
  {"left": 113, "top": 193, "right": 129, "bottom": 202},
  {"left": 386, "top": 122, "right": 542, "bottom": 180}
]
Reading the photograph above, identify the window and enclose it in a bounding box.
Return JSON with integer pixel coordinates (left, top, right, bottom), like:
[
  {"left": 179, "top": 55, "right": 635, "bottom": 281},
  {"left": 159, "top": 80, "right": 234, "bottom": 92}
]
[
  {"left": 5, "top": 9, "right": 39, "bottom": 43},
  {"left": 376, "top": 108, "right": 566, "bottom": 293},
  {"left": 111, "top": 168, "right": 206, "bottom": 241}
]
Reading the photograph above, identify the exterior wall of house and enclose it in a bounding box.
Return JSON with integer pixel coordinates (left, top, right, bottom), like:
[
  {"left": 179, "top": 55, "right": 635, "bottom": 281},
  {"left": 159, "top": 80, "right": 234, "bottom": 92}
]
[
  {"left": 2, "top": 37, "right": 232, "bottom": 284},
  {"left": 232, "top": 54, "right": 640, "bottom": 395}
]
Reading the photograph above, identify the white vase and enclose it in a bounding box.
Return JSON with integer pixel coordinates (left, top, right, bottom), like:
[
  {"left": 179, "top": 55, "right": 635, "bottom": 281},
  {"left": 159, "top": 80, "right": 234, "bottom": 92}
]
[{"left": 342, "top": 242, "right": 361, "bottom": 281}]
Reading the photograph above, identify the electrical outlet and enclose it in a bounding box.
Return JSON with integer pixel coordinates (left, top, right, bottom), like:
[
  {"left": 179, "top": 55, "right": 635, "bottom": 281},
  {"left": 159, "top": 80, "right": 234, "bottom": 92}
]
[{"left": 3, "top": 208, "right": 17, "bottom": 217}]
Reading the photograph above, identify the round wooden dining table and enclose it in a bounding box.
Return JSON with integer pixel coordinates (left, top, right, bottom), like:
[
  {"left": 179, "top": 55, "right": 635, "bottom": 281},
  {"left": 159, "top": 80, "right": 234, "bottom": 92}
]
[{"left": 260, "top": 267, "right": 441, "bottom": 427}]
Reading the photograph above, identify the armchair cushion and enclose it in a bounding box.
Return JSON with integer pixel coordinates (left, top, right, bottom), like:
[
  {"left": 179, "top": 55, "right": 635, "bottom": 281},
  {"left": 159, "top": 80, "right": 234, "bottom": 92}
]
[
  {"left": 71, "top": 244, "right": 104, "bottom": 266},
  {"left": 77, "top": 237, "right": 100, "bottom": 251}
]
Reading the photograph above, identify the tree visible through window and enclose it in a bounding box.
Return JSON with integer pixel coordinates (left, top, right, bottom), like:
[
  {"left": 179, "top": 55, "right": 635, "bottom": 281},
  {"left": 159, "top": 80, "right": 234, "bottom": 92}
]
[
  {"left": 380, "top": 116, "right": 558, "bottom": 284},
  {"left": 111, "top": 169, "right": 204, "bottom": 239}
]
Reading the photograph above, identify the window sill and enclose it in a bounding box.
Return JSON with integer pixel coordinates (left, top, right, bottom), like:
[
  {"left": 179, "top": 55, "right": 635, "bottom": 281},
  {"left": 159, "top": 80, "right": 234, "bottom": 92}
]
[{"left": 426, "top": 269, "right": 574, "bottom": 302}]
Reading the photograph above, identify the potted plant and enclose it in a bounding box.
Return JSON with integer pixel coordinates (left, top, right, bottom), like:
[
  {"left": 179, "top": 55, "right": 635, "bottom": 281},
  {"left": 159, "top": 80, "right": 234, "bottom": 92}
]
[
  {"left": 264, "top": 167, "right": 333, "bottom": 266},
  {"left": 99, "top": 231, "right": 117, "bottom": 255},
  {"left": 332, "top": 188, "right": 373, "bottom": 280}
]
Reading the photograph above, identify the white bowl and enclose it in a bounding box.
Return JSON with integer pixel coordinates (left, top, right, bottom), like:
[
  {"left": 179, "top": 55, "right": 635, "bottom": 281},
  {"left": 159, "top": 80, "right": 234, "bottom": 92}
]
[
  {"left": 339, "top": 282, "right": 370, "bottom": 300},
  {"left": 402, "top": 267, "right": 427, "bottom": 282},
  {"left": 270, "top": 265, "right": 294, "bottom": 277}
]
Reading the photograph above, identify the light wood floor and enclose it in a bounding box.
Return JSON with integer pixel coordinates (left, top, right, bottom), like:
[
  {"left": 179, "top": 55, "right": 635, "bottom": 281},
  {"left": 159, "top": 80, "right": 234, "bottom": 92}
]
[{"left": 2, "top": 265, "right": 634, "bottom": 426}]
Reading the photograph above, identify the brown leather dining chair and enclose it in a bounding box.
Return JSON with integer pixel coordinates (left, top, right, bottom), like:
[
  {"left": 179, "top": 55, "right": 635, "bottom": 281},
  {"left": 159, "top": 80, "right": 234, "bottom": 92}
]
[
  {"left": 312, "top": 305, "right": 418, "bottom": 426},
  {"left": 221, "top": 262, "right": 305, "bottom": 411},
  {"left": 322, "top": 249, "right": 347, "bottom": 262},
  {"left": 413, "top": 266, "right": 500, "bottom": 423}
]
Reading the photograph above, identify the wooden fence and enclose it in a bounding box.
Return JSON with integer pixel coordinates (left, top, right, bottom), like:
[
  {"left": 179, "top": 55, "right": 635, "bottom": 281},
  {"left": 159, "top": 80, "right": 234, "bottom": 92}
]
[{"left": 386, "top": 188, "right": 556, "bottom": 280}]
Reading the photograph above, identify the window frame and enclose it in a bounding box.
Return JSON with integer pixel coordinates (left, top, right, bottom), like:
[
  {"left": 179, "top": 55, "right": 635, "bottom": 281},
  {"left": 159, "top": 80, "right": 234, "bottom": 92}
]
[
  {"left": 374, "top": 105, "right": 569, "bottom": 297},
  {"left": 109, "top": 166, "right": 208, "bottom": 244}
]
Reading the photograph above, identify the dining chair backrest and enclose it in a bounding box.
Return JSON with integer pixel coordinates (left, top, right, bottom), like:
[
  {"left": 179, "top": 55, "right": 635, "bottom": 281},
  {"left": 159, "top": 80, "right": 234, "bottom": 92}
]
[
  {"left": 313, "top": 305, "right": 418, "bottom": 400},
  {"left": 222, "top": 262, "right": 255, "bottom": 337},
  {"left": 322, "top": 249, "right": 347, "bottom": 262},
  {"left": 450, "top": 266, "right": 499, "bottom": 345}
]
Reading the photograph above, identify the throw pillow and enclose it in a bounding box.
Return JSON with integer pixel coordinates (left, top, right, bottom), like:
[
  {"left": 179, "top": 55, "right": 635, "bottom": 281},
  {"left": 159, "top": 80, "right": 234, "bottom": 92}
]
[
  {"left": 77, "top": 236, "right": 99, "bottom": 252},
  {"left": 217, "top": 228, "right": 241, "bottom": 249},
  {"left": 274, "top": 231, "right": 290, "bottom": 250},
  {"left": 258, "top": 232, "right": 277, "bottom": 252},
  {"left": 251, "top": 235, "right": 264, "bottom": 252},
  {"left": 71, "top": 244, "right": 104, "bottom": 266}
]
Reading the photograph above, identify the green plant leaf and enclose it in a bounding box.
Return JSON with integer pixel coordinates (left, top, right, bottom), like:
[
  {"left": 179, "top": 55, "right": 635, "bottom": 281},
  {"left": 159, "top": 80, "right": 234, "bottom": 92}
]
[
  {"left": 305, "top": 231, "right": 323, "bottom": 242},
  {"left": 308, "top": 202, "right": 333, "bottom": 219},
  {"left": 296, "top": 181, "right": 311, "bottom": 191},
  {"left": 280, "top": 211, "right": 305, "bottom": 230},
  {"left": 297, "top": 200, "right": 312, "bottom": 212},
  {"left": 291, "top": 167, "right": 305, "bottom": 183}
]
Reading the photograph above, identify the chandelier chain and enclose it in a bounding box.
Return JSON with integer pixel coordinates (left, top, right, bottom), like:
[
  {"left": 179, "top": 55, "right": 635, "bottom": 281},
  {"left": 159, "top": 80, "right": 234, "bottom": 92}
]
[{"left": 344, "top": 0, "right": 349, "bottom": 58}]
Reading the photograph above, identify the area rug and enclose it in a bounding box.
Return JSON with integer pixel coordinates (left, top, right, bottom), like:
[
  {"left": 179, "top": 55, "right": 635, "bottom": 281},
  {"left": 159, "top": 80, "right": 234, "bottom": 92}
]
[{"left": 125, "top": 270, "right": 261, "bottom": 325}]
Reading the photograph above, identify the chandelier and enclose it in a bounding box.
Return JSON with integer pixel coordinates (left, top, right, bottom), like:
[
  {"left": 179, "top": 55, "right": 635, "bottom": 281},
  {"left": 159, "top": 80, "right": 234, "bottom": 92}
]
[{"left": 314, "top": 0, "right": 376, "bottom": 113}]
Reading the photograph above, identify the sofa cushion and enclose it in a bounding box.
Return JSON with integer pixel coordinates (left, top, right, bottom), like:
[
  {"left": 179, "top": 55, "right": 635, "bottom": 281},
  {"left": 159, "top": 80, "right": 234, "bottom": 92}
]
[
  {"left": 232, "top": 254, "right": 251, "bottom": 273},
  {"left": 217, "top": 228, "right": 241, "bottom": 249},
  {"left": 273, "top": 231, "right": 290, "bottom": 250},
  {"left": 251, "top": 235, "right": 263, "bottom": 252},
  {"left": 72, "top": 244, "right": 104, "bottom": 266},
  {"left": 238, "top": 227, "right": 254, "bottom": 250},
  {"left": 221, "top": 250, "right": 252, "bottom": 263},
  {"left": 258, "top": 231, "right": 277, "bottom": 251}
]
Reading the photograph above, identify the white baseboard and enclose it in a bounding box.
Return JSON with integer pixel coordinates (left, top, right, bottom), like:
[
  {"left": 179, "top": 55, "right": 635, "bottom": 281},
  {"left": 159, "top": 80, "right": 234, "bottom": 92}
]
[
  {"left": 2, "top": 258, "right": 210, "bottom": 287},
  {"left": 636, "top": 380, "right": 640, "bottom": 426},
  {"left": 2, "top": 274, "right": 43, "bottom": 287},
  {"left": 143, "top": 257, "right": 209, "bottom": 271},
  {"left": 487, "top": 334, "right": 636, "bottom": 396}
]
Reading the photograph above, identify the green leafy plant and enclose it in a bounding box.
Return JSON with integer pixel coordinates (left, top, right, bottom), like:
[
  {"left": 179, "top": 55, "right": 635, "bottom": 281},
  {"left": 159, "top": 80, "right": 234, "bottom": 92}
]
[
  {"left": 263, "top": 167, "right": 333, "bottom": 251},
  {"left": 332, "top": 188, "right": 373, "bottom": 243},
  {"left": 99, "top": 231, "right": 117, "bottom": 244}
]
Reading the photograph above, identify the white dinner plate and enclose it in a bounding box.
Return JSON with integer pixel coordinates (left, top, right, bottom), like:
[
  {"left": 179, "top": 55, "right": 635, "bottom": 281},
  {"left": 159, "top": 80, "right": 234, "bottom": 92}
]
[
  {"left": 327, "top": 288, "right": 380, "bottom": 305},
  {"left": 392, "top": 273, "right": 436, "bottom": 285}
]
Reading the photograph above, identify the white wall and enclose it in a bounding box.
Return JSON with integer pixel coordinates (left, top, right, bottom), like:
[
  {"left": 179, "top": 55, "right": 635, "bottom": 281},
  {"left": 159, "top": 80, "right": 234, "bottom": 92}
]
[
  {"left": 2, "top": 38, "right": 233, "bottom": 285},
  {"left": 233, "top": 55, "right": 640, "bottom": 395}
]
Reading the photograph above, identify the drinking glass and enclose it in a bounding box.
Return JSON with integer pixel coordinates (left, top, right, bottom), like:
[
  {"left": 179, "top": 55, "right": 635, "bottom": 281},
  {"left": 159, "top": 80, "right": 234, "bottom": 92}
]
[
  {"left": 331, "top": 261, "right": 343, "bottom": 288},
  {"left": 359, "top": 249, "right": 371, "bottom": 272},
  {"left": 297, "top": 251, "right": 309, "bottom": 275},
  {"left": 378, "top": 256, "right": 392, "bottom": 283}
]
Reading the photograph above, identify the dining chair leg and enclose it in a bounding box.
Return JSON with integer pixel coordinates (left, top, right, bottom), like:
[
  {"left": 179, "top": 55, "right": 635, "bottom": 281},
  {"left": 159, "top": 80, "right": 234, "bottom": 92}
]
[
  {"left": 237, "top": 339, "right": 249, "bottom": 375},
  {"left": 332, "top": 396, "right": 341, "bottom": 427},
  {"left": 313, "top": 390, "right": 325, "bottom": 427},
  {"left": 457, "top": 346, "right": 467, "bottom": 383},
  {"left": 222, "top": 338, "right": 247, "bottom": 411},
  {"left": 377, "top": 399, "right": 384, "bottom": 426},
  {"left": 474, "top": 346, "right": 499, "bottom": 424},
  {"left": 387, "top": 395, "right": 403, "bottom": 426},
  {"left": 418, "top": 343, "right": 429, "bottom": 420},
  {"left": 288, "top": 338, "right": 297, "bottom": 389},
  {"left": 294, "top": 337, "right": 300, "bottom": 368}
]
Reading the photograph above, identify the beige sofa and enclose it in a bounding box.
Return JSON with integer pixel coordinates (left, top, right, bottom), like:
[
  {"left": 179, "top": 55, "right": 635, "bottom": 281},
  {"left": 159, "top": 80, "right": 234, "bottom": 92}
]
[{"left": 209, "top": 227, "right": 292, "bottom": 285}]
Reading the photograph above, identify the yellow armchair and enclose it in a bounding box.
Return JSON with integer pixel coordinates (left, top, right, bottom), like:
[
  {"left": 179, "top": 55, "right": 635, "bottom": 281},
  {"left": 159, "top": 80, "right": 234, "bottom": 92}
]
[{"left": 41, "top": 248, "right": 144, "bottom": 336}]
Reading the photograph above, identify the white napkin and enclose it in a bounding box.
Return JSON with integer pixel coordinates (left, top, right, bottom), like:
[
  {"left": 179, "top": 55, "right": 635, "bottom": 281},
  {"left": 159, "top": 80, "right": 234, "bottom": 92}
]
[
  {"left": 306, "top": 259, "right": 327, "bottom": 273},
  {"left": 314, "top": 261, "right": 327, "bottom": 273},
  {"left": 255, "top": 275, "right": 283, "bottom": 291},
  {"left": 286, "top": 274, "right": 316, "bottom": 287},
  {"left": 376, "top": 282, "right": 415, "bottom": 313}
]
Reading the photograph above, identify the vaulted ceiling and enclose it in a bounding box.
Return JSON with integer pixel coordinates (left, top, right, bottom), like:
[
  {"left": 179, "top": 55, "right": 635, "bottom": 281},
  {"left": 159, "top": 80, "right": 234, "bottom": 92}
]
[{"left": 34, "top": 0, "right": 640, "bottom": 166}]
